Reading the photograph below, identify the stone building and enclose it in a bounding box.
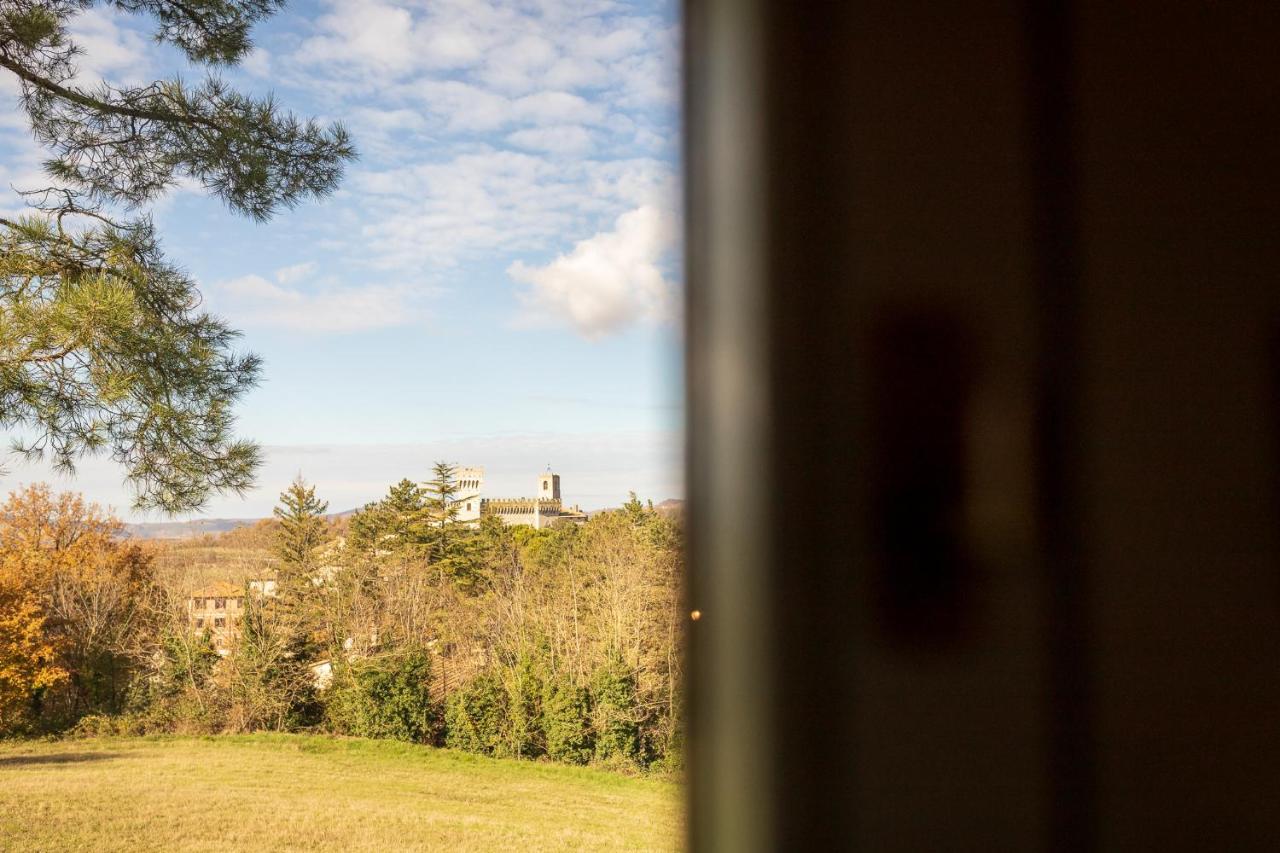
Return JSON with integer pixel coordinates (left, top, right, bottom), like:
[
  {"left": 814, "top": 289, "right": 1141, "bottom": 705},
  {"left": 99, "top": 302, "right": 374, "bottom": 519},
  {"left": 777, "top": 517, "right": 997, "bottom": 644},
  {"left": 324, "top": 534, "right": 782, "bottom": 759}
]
[
  {"left": 455, "top": 467, "right": 589, "bottom": 529},
  {"left": 188, "top": 577, "right": 279, "bottom": 655},
  {"left": 187, "top": 581, "right": 245, "bottom": 655}
]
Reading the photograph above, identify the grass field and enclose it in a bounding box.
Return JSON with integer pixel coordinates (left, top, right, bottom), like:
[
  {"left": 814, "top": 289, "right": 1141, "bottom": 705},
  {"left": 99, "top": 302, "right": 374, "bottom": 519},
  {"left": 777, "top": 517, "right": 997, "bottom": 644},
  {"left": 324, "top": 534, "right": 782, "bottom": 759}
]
[{"left": 0, "top": 735, "right": 681, "bottom": 852}]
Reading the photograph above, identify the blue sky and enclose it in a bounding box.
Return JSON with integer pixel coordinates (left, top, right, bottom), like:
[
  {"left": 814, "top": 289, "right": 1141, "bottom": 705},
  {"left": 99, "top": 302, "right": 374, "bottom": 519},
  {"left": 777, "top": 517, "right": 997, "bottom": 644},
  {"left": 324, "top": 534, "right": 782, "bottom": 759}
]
[{"left": 0, "top": 0, "right": 683, "bottom": 520}]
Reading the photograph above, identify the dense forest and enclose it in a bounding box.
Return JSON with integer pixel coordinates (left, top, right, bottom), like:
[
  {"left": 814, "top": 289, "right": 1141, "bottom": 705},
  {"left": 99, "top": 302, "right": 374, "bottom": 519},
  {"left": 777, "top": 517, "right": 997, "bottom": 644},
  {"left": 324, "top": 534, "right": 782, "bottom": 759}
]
[{"left": 0, "top": 465, "right": 684, "bottom": 771}]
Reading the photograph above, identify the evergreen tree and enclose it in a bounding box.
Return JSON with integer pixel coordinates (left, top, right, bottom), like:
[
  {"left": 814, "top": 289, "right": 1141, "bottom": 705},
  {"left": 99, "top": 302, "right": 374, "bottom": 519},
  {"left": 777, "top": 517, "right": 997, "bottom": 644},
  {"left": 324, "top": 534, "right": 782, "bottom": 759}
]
[
  {"left": 348, "top": 479, "right": 427, "bottom": 555},
  {"left": 421, "top": 462, "right": 481, "bottom": 584},
  {"left": 621, "top": 491, "right": 646, "bottom": 522},
  {"left": 272, "top": 476, "right": 330, "bottom": 577},
  {"left": 270, "top": 476, "right": 329, "bottom": 663},
  {"left": 422, "top": 462, "right": 463, "bottom": 530},
  {"left": 0, "top": 1, "right": 355, "bottom": 513}
]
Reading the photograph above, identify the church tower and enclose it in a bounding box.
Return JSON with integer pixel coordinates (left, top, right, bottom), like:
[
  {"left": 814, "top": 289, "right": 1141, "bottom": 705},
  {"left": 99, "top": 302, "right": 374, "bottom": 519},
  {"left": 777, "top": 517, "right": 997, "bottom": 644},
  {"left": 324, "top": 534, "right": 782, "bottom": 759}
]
[
  {"left": 456, "top": 466, "right": 485, "bottom": 523},
  {"left": 538, "top": 471, "right": 561, "bottom": 502}
]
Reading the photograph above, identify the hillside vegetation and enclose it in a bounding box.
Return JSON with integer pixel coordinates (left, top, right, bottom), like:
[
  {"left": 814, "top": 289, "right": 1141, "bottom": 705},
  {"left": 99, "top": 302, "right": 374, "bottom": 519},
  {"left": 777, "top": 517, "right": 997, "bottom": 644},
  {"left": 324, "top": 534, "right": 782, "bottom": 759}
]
[
  {"left": 0, "top": 735, "right": 680, "bottom": 852},
  {"left": 1, "top": 466, "right": 684, "bottom": 773}
]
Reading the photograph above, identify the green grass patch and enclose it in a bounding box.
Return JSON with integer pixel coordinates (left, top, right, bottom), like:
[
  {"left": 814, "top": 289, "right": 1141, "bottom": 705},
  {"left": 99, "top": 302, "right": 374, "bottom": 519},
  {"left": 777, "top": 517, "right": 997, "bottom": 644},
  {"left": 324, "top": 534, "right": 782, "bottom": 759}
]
[{"left": 0, "top": 734, "right": 682, "bottom": 852}]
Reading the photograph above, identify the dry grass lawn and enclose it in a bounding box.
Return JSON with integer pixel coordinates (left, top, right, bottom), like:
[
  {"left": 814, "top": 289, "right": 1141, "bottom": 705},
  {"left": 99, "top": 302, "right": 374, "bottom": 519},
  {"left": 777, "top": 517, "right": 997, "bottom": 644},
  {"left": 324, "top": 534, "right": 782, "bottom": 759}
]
[{"left": 0, "top": 734, "right": 681, "bottom": 852}]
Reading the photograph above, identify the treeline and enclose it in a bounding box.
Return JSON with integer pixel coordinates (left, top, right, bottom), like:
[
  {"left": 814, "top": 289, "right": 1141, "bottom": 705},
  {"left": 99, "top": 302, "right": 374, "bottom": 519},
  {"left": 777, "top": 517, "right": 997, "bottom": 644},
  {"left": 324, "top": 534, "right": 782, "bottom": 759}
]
[{"left": 0, "top": 466, "right": 684, "bottom": 771}]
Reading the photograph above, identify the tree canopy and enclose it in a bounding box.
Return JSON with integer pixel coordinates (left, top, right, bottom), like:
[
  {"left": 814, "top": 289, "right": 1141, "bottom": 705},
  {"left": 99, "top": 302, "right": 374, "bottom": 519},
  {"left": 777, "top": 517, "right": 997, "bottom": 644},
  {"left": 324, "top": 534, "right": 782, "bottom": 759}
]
[
  {"left": 0, "top": 483, "right": 155, "bottom": 732},
  {"left": 0, "top": 1, "right": 356, "bottom": 512}
]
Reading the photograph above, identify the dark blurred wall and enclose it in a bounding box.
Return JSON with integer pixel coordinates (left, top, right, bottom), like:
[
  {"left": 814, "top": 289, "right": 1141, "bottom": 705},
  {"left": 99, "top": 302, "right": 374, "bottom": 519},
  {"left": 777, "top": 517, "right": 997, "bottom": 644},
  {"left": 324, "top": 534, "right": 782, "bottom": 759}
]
[
  {"left": 1077, "top": 3, "right": 1280, "bottom": 848},
  {"left": 685, "top": 1, "right": 1280, "bottom": 850}
]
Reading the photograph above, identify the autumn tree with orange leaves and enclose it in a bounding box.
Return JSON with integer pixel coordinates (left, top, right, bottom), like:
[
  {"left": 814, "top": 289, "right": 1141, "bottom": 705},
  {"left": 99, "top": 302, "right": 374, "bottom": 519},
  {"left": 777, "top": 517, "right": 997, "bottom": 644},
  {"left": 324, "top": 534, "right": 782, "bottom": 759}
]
[{"left": 0, "top": 484, "right": 155, "bottom": 732}]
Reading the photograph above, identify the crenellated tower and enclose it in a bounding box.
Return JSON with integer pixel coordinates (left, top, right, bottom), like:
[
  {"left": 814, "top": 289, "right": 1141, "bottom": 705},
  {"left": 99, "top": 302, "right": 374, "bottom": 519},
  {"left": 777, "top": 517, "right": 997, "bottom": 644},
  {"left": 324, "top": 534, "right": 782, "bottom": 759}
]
[
  {"left": 456, "top": 466, "right": 485, "bottom": 522},
  {"left": 538, "top": 470, "right": 561, "bottom": 502}
]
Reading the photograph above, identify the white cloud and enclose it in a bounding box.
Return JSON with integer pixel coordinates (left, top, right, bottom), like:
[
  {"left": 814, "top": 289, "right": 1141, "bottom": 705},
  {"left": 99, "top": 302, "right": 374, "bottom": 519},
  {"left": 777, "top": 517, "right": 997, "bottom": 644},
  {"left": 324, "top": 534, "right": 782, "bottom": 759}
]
[
  {"left": 348, "top": 107, "right": 428, "bottom": 133},
  {"left": 408, "top": 83, "right": 606, "bottom": 136},
  {"left": 285, "top": 0, "right": 677, "bottom": 125},
  {"left": 295, "top": 0, "right": 420, "bottom": 76},
  {"left": 0, "top": 113, "right": 57, "bottom": 215},
  {"left": 479, "top": 33, "right": 558, "bottom": 92},
  {"left": 240, "top": 48, "right": 272, "bottom": 78},
  {"left": 512, "top": 91, "right": 604, "bottom": 126},
  {"left": 420, "top": 28, "right": 485, "bottom": 69},
  {"left": 66, "top": 6, "right": 152, "bottom": 84},
  {"left": 0, "top": 140, "right": 47, "bottom": 190},
  {"left": 338, "top": 107, "right": 431, "bottom": 160},
  {"left": 507, "top": 125, "right": 594, "bottom": 155},
  {"left": 0, "top": 75, "right": 27, "bottom": 131},
  {"left": 570, "top": 24, "right": 648, "bottom": 61},
  {"left": 508, "top": 204, "right": 676, "bottom": 339},
  {"left": 274, "top": 261, "right": 318, "bottom": 285},
  {"left": 415, "top": 81, "right": 517, "bottom": 133},
  {"left": 212, "top": 264, "right": 431, "bottom": 333},
  {"left": 262, "top": 1, "right": 681, "bottom": 313},
  {"left": 542, "top": 56, "right": 609, "bottom": 90},
  {"left": 347, "top": 150, "right": 674, "bottom": 271}
]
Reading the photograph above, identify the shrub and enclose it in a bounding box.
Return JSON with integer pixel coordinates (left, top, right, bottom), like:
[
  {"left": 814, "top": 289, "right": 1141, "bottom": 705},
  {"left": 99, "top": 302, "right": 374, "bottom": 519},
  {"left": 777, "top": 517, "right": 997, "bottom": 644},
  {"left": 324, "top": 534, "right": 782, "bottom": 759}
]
[
  {"left": 223, "top": 596, "right": 319, "bottom": 732},
  {"left": 444, "top": 672, "right": 507, "bottom": 755},
  {"left": 543, "top": 678, "right": 593, "bottom": 765},
  {"left": 501, "top": 653, "right": 545, "bottom": 759},
  {"left": 67, "top": 713, "right": 148, "bottom": 738},
  {"left": 122, "top": 630, "right": 224, "bottom": 735},
  {"left": 591, "top": 656, "right": 642, "bottom": 765},
  {"left": 325, "top": 649, "right": 439, "bottom": 743}
]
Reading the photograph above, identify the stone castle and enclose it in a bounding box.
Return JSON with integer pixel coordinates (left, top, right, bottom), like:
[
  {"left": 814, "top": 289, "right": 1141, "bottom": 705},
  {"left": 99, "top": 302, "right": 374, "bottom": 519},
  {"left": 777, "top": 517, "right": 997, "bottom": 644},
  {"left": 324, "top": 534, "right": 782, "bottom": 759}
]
[{"left": 455, "top": 467, "right": 588, "bottom": 529}]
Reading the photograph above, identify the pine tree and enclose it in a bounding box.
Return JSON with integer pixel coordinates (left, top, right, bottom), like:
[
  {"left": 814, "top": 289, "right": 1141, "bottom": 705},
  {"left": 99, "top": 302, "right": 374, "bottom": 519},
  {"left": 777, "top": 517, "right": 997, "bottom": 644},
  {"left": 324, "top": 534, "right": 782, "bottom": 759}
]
[
  {"left": 348, "top": 479, "right": 428, "bottom": 555},
  {"left": 272, "top": 476, "right": 330, "bottom": 578},
  {"left": 422, "top": 462, "right": 463, "bottom": 530},
  {"left": 421, "top": 462, "right": 481, "bottom": 585},
  {"left": 0, "top": 1, "right": 355, "bottom": 513},
  {"left": 266, "top": 476, "right": 330, "bottom": 681}
]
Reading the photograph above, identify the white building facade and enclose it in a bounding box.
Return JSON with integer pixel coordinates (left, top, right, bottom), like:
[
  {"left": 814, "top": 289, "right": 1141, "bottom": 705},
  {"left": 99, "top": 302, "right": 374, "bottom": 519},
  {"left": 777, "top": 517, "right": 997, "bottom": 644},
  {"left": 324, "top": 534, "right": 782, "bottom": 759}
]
[{"left": 455, "top": 467, "right": 587, "bottom": 529}]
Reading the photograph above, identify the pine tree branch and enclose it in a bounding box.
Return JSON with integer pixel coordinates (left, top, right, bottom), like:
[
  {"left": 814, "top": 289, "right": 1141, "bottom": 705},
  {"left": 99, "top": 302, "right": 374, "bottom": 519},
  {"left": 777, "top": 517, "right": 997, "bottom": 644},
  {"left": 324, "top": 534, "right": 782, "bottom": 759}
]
[{"left": 0, "top": 52, "right": 212, "bottom": 129}]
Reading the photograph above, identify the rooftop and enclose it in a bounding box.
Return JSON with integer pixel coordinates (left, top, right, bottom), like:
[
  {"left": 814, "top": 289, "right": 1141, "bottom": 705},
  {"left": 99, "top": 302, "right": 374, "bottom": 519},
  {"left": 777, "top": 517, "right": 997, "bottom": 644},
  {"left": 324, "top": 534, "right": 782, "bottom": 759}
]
[{"left": 189, "top": 580, "right": 243, "bottom": 599}]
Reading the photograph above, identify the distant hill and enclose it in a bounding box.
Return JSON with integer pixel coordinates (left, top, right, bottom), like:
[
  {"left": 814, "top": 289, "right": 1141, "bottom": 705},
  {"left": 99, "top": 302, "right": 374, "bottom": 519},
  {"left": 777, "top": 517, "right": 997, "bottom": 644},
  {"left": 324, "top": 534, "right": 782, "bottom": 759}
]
[
  {"left": 581, "top": 499, "right": 684, "bottom": 519},
  {"left": 127, "top": 507, "right": 360, "bottom": 540},
  {"left": 125, "top": 517, "right": 260, "bottom": 540}
]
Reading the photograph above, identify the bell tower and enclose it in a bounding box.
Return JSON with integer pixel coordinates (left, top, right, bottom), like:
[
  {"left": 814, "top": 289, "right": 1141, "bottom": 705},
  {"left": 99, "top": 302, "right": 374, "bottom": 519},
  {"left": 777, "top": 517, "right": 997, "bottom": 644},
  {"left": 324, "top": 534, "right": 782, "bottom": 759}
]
[
  {"left": 456, "top": 466, "right": 484, "bottom": 522},
  {"left": 538, "top": 471, "right": 561, "bottom": 502}
]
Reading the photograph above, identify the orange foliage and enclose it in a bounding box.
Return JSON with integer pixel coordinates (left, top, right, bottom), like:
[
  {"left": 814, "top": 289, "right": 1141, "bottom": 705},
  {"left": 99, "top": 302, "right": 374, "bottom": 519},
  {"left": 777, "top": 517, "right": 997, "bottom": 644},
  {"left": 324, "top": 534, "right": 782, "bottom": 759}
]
[
  {"left": 0, "top": 484, "right": 150, "bottom": 731},
  {"left": 0, "top": 584, "right": 64, "bottom": 730}
]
